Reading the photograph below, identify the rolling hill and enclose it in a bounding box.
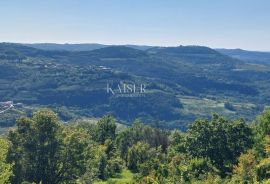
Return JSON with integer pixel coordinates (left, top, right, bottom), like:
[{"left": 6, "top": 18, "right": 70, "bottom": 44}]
[
  {"left": 216, "top": 48, "right": 270, "bottom": 64},
  {"left": 1, "top": 43, "right": 270, "bottom": 130}
]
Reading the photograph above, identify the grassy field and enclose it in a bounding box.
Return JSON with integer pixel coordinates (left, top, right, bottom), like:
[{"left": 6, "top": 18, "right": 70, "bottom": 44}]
[
  {"left": 179, "top": 95, "right": 234, "bottom": 116},
  {"left": 178, "top": 95, "right": 258, "bottom": 122},
  {"left": 94, "top": 169, "right": 134, "bottom": 184}
]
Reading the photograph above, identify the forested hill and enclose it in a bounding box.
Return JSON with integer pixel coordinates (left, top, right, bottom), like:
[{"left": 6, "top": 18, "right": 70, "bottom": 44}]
[
  {"left": 216, "top": 48, "right": 270, "bottom": 64},
  {"left": 1, "top": 43, "right": 270, "bottom": 129}
]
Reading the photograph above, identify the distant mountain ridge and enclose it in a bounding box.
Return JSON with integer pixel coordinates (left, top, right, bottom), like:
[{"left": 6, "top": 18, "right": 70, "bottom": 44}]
[
  {"left": 216, "top": 48, "right": 270, "bottom": 64},
  {"left": 21, "top": 43, "right": 270, "bottom": 65},
  {"left": 22, "top": 43, "right": 153, "bottom": 51}
]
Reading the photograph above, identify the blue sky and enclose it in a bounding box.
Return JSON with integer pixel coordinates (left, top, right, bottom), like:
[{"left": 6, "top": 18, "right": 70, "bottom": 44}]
[{"left": 0, "top": 0, "right": 269, "bottom": 51}]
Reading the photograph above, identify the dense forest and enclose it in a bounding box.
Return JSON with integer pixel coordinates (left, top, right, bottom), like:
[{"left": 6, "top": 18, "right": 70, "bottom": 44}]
[{"left": 1, "top": 108, "right": 270, "bottom": 183}]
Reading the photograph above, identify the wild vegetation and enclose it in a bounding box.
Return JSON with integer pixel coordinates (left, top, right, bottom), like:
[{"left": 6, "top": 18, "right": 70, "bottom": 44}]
[
  {"left": 1, "top": 108, "right": 270, "bottom": 183},
  {"left": 1, "top": 43, "right": 270, "bottom": 183}
]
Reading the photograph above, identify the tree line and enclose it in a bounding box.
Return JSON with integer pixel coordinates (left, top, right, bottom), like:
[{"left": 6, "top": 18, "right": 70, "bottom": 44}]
[{"left": 1, "top": 108, "right": 270, "bottom": 183}]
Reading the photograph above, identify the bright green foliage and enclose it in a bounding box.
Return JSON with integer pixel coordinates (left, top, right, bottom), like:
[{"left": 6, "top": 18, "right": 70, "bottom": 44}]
[
  {"left": 0, "top": 138, "right": 13, "bottom": 184},
  {"left": 256, "top": 136, "right": 270, "bottom": 182},
  {"left": 139, "top": 147, "right": 166, "bottom": 177},
  {"left": 254, "top": 108, "right": 270, "bottom": 159},
  {"left": 166, "top": 154, "right": 219, "bottom": 183},
  {"left": 79, "top": 143, "right": 103, "bottom": 183},
  {"left": 167, "top": 154, "right": 186, "bottom": 183},
  {"left": 61, "top": 126, "right": 91, "bottom": 180},
  {"left": 257, "top": 158, "right": 270, "bottom": 182},
  {"left": 256, "top": 108, "right": 270, "bottom": 138},
  {"left": 8, "top": 109, "right": 89, "bottom": 184},
  {"left": 168, "top": 129, "right": 186, "bottom": 153},
  {"left": 232, "top": 149, "right": 257, "bottom": 183},
  {"left": 5, "top": 109, "right": 270, "bottom": 183},
  {"left": 186, "top": 158, "right": 218, "bottom": 180},
  {"left": 127, "top": 142, "right": 152, "bottom": 172},
  {"left": 186, "top": 114, "right": 254, "bottom": 176},
  {"left": 79, "top": 139, "right": 123, "bottom": 183},
  {"left": 93, "top": 169, "right": 134, "bottom": 184},
  {"left": 116, "top": 121, "right": 168, "bottom": 167}
]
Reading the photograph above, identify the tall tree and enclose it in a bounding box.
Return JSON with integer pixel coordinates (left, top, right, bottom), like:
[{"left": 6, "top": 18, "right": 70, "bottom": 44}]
[
  {"left": 116, "top": 129, "right": 133, "bottom": 165},
  {"left": 255, "top": 108, "right": 270, "bottom": 138},
  {"left": 8, "top": 109, "right": 89, "bottom": 184},
  {"left": 96, "top": 115, "right": 117, "bottom": 144},
  {"left": 127, "top": 142, "right": 153, "bottom": 172},
  {"left": 186, "top": 114, "right": 253, "bottom": 176}
]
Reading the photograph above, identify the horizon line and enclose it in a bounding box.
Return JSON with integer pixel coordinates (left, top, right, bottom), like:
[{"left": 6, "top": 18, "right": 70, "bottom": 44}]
[{"left": 1, "top": 41, "right": 269, "bottom": 52}]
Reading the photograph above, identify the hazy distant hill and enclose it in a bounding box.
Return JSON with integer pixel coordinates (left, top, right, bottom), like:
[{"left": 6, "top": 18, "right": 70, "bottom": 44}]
[
  {"left": 22, "top": 43, "right": 153, "bottom": 51},
  {"left": 216, "top": 48, "right": 270, "bottom": 64},
  {"left": 22, "top": 43, "right": 107, "bottom": 51},
  {"left": 1, "top": 43, "right": 270, "bottom": 129}
]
